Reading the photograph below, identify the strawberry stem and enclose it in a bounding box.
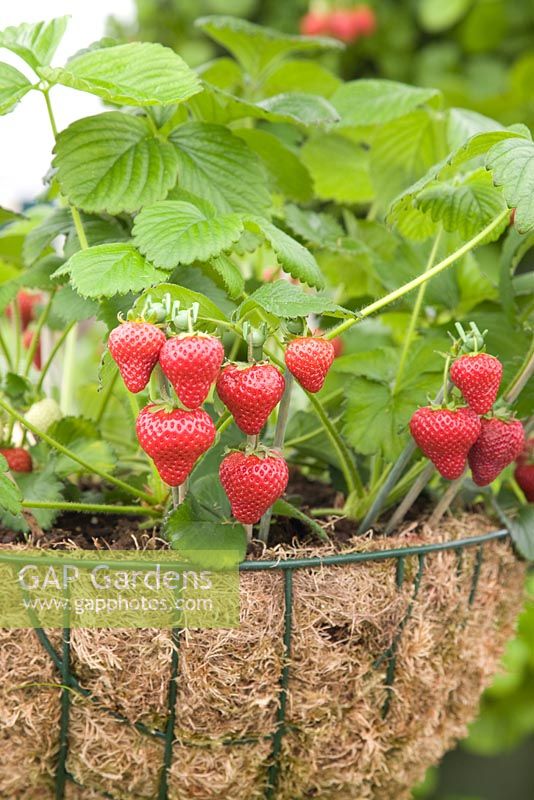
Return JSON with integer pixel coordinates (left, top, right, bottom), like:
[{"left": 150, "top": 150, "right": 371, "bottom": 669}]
[
  {"left": 326, "top": 210, "right": 510, "bottom": 341},
  {"left": 258, "top": 372, "right": 295, "bottom": 543},
  {"left": 442, "top": 354, "right": 452, "bottom": 405},
  {"left": 21, "top": 500, "right": 160, "bottom": 517}
]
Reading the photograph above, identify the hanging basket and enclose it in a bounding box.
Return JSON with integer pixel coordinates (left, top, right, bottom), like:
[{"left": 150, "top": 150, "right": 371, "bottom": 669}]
[{"left": 0, "top": 514, "right": 525, "bottom": 800}]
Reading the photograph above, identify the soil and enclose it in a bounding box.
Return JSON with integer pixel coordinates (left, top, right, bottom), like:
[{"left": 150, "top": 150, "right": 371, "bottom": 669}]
[{"left": 0, "top": 469, "right": 436, "bottom": 552}]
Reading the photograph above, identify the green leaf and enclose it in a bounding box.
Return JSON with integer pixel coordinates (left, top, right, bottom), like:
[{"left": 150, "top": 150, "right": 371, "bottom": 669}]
[
  {"left": 169, "top": 122, "right": 271, "bottom": 214},
  {"left": 2, "top": 464, "right": 64, "bottom": 532},
  {"left": 301, "top": 133, "right": 374, "bottom": 204},
  {"left": 164, "top": 505, "right": 246, "bottom": 567},
  {"left": 61, "top": 244, "right": 168, "bottom": 298},
  {"left": 446, "top": 108, "right": 505, "bottom": 151},
  {"left": 342, "top": 373, "right": 441, "bottom": 460},
  {"left": 132, "top": 200, "right": 244, "bottom": 269},
  {"left": 331, "top": 79, "right": 441, "bottom": 126},
  {"left": 508, "top": 506, "right": 534, "bottom": 561},
  {"left": 262, "top": 59, "right": 341, "bottom": 97},
  {"left": 0, "top": 16, "right": 68, "bottom": 70},
  {"left": 53, "top": 113, "right": 179, "bottom": 215},
  {"left": 208, "top": 255, "right": 244, "bottom": 300},
  {"left": 0, "top": 206, "right": 24, "bottom": 226},
  {"left": 22, "top": 207, "right": 72, "bottom": 264},
  {"left": 132, "top": 283, "right": 229, "bottom": 324},
  {"left": 415, "top": 169, "right": 508, "bottom": 241},
  {"left": 41, "top": 42, "right": 201, "bottom": 106},
  {"left": 486, "top": 138, "right": 534, "bottom": 234},
  {"left": 0, "top": 62, "right": 31, "bottom": 115},
  {"left": 195, "top": 15, "right": 342, "bottom": 78},
  {"left": 0, "top": 455, "right": 22, "bottom": 515},
  {"left": 371, "top": 110, "right": 447, "bottom": 208},
  {"left": 48, "top": 417, "right": 116, "bottom": 478},
  {"left": 448, "top": 129, "right": 528, "bottom": 171},
  {"left": 417, "top": 0, "right": 472, "bottom": 32},
  {"left": 51, "top": 285, "right": 99, "bottom": 325},
  {"left": 284, "top": 205, "right": 344, "bottom": 248},
  {"left": 191, "top": 84, "right": 339, "bottom": 129},
  {"left": 272, "top": 498, "right": 329, "bottom": 542},
  {"left": 242, "top": 280, "right": 349, "bottom": 319},
  {"left": 244, "top": 217, "right": 324, "bottom": 289},
  {"left": 234, "top": 128, "right": 313, "bottom": 202}
]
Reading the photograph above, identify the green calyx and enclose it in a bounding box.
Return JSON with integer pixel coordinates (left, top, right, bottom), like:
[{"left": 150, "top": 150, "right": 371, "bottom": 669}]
[{"left": 453, "top": 321, "right": 488, "bottom": 355}]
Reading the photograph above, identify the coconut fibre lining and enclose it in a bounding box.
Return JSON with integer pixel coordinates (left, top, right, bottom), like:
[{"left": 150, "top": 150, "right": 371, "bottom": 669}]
[{"left": 0, "top": 514, "right": 526, "bottom": 800}]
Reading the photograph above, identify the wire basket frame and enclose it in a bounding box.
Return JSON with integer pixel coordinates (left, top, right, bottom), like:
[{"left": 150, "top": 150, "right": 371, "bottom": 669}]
[{"left": 0, "top": 528, "right": 512, "bottom": 800}]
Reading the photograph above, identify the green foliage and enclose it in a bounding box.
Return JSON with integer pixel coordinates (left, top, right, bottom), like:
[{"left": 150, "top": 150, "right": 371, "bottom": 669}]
[
  {"left": 53, "top": 113, "right": 180, "bottom": 214},
  {"left": 0, "top": 16, "right": 68, "bottom": 70},
  {"left": 0, "top": 62, "right": 32, "bottom": 116},
  {"left": 59, "top": 244, "right": 168, "bottom": 298},
  {"left": 0, "top": 454, "right": 22, "bottom": 515}
]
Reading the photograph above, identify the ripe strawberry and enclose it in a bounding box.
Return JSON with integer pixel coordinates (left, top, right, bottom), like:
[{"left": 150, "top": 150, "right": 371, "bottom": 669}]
[
  {"left": 352, "top": 5, "right": 377, "bottom": 36},
  {"left": 468, "top": 417, "right": 525, "bottom": 487},
  {"left": 6, "top": 291, "right": 42, "bottom": 331},
  {"left": 328, "top": 10, "right": 361, "bottom": 42},
  {"left": 450, "top": 353, "right": 503, "bottom": 415},
  {"left": 220, "top": 450, "right": 289, "bottom": 524},
  {"left": 0, "top": 447, "right": 32, "bottom": 473},
  {"left": 300, "top": 11, "right": 330, "bottom": 35},
  {"left": 136, "top": 404, "right": 216, "bottom": 486},
  {"left": 216, "top": 364, "right": 285, "bottom": 435},
  {"left": 108, "top": 321, "right": 166, "bottom": 394},
  {"left": 410, "top": 406, "right": 481, "bottom": 480},
  {"left": 285, "top": 337, "right": 336, "bottom": 393},
  {"left": 159, "top": 334, "right": 224, "bottom": 409},
  {"left": 23, "top": 329, "right": 41, "bottom": 369},
  {"left": 314, "top": 329, "right": 344, "bottom": 358}
]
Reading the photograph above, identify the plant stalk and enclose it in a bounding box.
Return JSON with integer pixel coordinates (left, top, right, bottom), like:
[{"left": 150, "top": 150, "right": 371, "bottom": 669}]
[
  {"left": 0, "top": 394, "right": 157, "bottom": 505},
  {"left": 23, "top": 292, "right": 54, "bottom": 377},
  {"left": 258, "top": 372, "right": 294, "bottom": 543},
  {"left": 385, "top": 462, "right": 435, "bottom": 535},
  {"left": 326, "top": 210, "right": 509, "bottom": 341},
  {"left": 21, "top": 500, "right": 159, "bottom": 517},
  {"left": 36, "top": 322, "right": 75, "bottom": 392},
  {"left": 392, "top": 228, "right": 442, "bottom": 395}
]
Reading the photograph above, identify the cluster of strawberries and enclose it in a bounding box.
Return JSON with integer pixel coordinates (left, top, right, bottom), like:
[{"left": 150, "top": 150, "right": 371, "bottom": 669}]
[
  {"left": 410, "top": 352, "right": 526, "bottom": 487},
  {"left": 109, "top": 320, "right": 336, "bottom": 524},
  {"left": 300, "top": 4, "right": 376, "bottom": 42}
]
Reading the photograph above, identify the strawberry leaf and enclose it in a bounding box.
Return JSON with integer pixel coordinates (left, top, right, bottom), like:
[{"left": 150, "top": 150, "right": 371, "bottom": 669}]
[
  {"left": 169, "top": 122, "right": 271, "bottom": 214},
  {"left": 244, "top": 217, "right": 324, "bottom": 289},
  {"left": 41, "top": 41, "right": 201, "bottom": 106},
  {"left": 0, "top": 16, "right": 68, "bottom": 70},
  {"left": 0, "top": 62, "right": 32, "bottom": 115},
  {"left": 241, "top": 280, "right": 351, "bottom": 319},
  {"left": 132, "top": 200, "right": 244, "bottom": 268},
  {"left": 508, "top": 506, "right": 534, "bottom": 561},
  {"left": 331, "top": 79, "right": 441, "bottom": 126},
  {"left": 486, "top": 137, "right": 534, "bottom": 234},
  {"left": 301, "top": 133, "right": 374, "bottom": 204},
  {"left": 60, "top": 244, "right": 168, "bottom": 298},
  {"left": 53, "top": 113, "right": 179, "bottom": 215}
]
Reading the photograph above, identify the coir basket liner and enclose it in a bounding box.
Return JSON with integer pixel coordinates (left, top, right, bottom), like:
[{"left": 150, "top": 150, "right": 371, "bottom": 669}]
[{"left": 0, "top": 513, "right": 526, "bottom": 800}]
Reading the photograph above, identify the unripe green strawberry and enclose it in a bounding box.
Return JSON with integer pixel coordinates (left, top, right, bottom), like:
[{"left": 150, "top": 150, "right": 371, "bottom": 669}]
[
  {"left": 450, "top": 353, "right": 503, "bottom": 415},
  {"left": 219, "top": 450, "right": 289, "bottom": 524},
  {"left": 108, "top": 321, "right": 166, "bottom": 393},
  {"left": 468, "top": 417, "right": 525, "bottom": 487},
  {"left": 285, "top": 337, "right": 336, "bottom": 393},
  {"left": 0, "top": 447, "right": 32, "bottom": 473},
  {"left": 216, "top": 363, "right": 285, "bottom": 435},
  {"left": 25, "top": 398, "right": 62, "bottom": 433},
  {"left": 136, "top": 404, "right": 216, "bottom": 486},
  {"left": 410, "top": 406, "right": 481, "bottom": 480},
  {"left": 159, "top": 333, "right": 224, "bottom": 409}
]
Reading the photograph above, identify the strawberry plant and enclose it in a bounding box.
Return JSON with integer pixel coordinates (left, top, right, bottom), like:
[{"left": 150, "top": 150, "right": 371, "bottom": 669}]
[{"left": 0, "top": 14, "right": 532, "bottom": 558}]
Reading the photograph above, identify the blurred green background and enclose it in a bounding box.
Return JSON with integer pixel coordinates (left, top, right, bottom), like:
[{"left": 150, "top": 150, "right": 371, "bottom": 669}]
[{"left": 108, "top": 2, "right": 534, "bottom": 798}]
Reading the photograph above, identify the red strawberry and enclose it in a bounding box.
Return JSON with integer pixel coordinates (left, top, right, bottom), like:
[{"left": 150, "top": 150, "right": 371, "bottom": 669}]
[
  {"left": 300, "top": 11, "right": 330, "bottom": 35},
  {"left": 136, "top": 404, "right": 216, "bottom": 486},
  {"left": 159, "top": 334, "right": 224, "bottom": 409},
  {"left": 450, "top": 353, "right": 503, "bottom": 415},
  {"left": 328, "top": 10, "right": 361, "bottom": 41},
  {"left": 216, "top": 364, "right": 285, "bottom": 435},
  {"left": 515, "top": 462, "right": 534, "bottom": 502},
  {"left": 6, "top": 291, "right": 42, "bottom": 331},
  {"left": 108, "top": 321, "right": 166, "bottom": 394},
  {"left": 285, "top": 337, "right": 336, "bottom": 393},
  {"left": 0, "top": 447, "right": 32, "bottom": 473},
  {"left": 468, "top": 417, "right": 525, "bottom": 487},
  {"left": 23, "top": 329, "right": 41, "bottom": 369},
  {"left": 314, "top": 329, "right": 344, "bottom": 358},
  {"left": 351, "top": 5, "right": 377, "bottom": 36},
  {"left": 220, "top": 450, "right": 289, "bottom": 524},
  {"left": 410, "top": 406, "right": 481, "bottom": 480}
]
